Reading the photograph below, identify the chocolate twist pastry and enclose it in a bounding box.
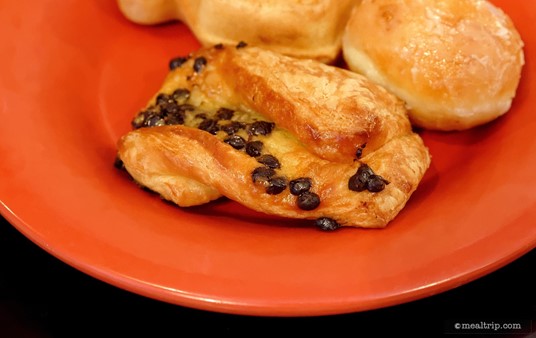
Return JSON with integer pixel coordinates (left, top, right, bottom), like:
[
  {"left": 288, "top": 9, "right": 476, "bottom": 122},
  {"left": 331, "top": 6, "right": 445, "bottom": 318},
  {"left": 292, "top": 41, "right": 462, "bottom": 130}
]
[{"left": 116, "top": 43, "right": 431, "bottom": 229}]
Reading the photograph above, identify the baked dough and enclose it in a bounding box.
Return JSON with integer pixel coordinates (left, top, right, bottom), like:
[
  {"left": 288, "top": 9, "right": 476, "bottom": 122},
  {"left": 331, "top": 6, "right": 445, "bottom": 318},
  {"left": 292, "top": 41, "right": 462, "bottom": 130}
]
[
  {"left": 116, "top": 44, "right": 431, "bottom": 229},
  {"left": 116, "top": 0, "right": 356, "bottom": 63},
  {"left": 342, "top": 0, "right": 525, "bottom": 131}
]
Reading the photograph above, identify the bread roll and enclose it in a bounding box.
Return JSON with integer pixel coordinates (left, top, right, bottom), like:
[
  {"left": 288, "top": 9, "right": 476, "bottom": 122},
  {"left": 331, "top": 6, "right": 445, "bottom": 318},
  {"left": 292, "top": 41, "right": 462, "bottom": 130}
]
[
  {"left": 117, "top": 0, "right": 356, "bottom": 63},
  {"left": 342, "top": 0, "right": 525, "bottom": 131},
  {"left": 116, "top": 44, "right": 431, "bottom": 229}
]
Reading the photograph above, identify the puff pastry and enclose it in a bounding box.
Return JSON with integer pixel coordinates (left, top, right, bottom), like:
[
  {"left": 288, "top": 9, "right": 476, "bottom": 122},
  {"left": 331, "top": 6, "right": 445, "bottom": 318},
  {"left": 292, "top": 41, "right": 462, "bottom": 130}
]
[
  {"left": 116, "top": 0, "right": 356, "bottom": 63},
  {"left": 116, "top": 44, "right": 431, "bottom": 229}
]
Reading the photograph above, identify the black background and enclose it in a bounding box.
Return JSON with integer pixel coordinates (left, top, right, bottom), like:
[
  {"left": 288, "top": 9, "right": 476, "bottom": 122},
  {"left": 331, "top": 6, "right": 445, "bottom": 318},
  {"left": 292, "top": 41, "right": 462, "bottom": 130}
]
[{"left": 1, "top": 215, "right": 534, "bottom": 337}]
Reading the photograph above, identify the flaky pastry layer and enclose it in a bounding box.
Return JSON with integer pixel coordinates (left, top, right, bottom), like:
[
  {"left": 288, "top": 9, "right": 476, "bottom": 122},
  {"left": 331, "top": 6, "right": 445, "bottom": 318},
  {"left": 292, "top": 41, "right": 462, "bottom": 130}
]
[{"left": 116, "top": 44, "right": 431, "bottom": 228}]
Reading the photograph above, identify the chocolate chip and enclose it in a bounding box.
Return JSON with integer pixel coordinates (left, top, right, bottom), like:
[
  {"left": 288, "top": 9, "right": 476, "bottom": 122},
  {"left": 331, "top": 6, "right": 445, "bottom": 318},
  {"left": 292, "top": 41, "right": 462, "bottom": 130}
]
[
  {"left": 164, "top": 111, "right": 185, "bottom": 125},
  {"left": 156, "top": 93, "right": 173, "bottom": 105},
  {"left": 315, "top": 217, "right": 340, "bottom": 231},
  {"left": 348, "top": 164, "right": 374, "bottom": 192},
  {"left": 131, "top": 111, "right": 147, "bottom": 129},
  {"left": 216, "top": 108, "right": 234, "bottom": 120},
  {"left": 178, "top": 104, "right": 195, "bottom": 112},
  {"left": 169, "top": 56, "right": 189, "bottom": 70},
  {"left": 221, "top": 121, "right": 245, "bottom": 135},
  {"left": 145, "top": 115, "right": 165, "bottom": 127},
  {"left": 348, "top": 173, "right": 367, "bottom": 192},
  {"left": 198, "top": 118, "right": 219, "bottom": 134},
  {"left": 252, "top": 166, "right": 276, "bottom": 183},
  {"left": 160, "top": 102, "right": 180, "bottom": 115},
  {"left": 256, "top": 154, "right": 280, "bottom": 169},
  {"left": 348, "top": 164, "right": 389, "bottom": 193},
  {"left": 224, "top": 135, "right": 246, "bottom": 149},
  {"left": 172, "top": 89, "right": 190, "bottom": 103},
  {"left": 193, "top": 57, "right": 207, "bottom": 73},
  {"left": 248, "top": 121, "right": 275, "bottom": 136},
  {"left": 366, "top": 175, "right": 389, "bottom": 192},
  {"left": 245, "top": 141, "right": 263, "bottom": 157},
  {"left": 297, "top": 191, "right": 320, "bottom": 210},
  {"left": 289, "top": 177, "right": 312, "bottom": 195},
  {"left": 266, "top": 176, "right": 287, "bottom": 195},
  {"left": 214, "top": 43, "right": 224, "bottom": 49},
  {"left": 355, "top": 143, "right": 367, "bottom": 159},
  {"left": 359, "top": 163, "right": 374, "bottom": 178},
  {"left": 236, "top": 41, "right": 248, "bottom": 49},
  {"left": 113, "top": 156, "right": 124, "bottom": 170}
]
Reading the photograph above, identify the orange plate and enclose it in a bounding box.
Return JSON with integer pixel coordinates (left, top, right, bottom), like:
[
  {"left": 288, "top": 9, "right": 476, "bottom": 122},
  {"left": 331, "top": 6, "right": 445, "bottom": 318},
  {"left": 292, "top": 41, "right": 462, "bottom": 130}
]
[{"left": 0, "top": 0, "right": 535, "bottom": 317}]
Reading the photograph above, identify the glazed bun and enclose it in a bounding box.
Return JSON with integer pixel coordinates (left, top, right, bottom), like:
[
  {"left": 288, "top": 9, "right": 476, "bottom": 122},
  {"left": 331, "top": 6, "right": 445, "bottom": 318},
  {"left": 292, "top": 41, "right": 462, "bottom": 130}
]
[{"left": 342, "top": 0, "right": 525, "bottom": 131}]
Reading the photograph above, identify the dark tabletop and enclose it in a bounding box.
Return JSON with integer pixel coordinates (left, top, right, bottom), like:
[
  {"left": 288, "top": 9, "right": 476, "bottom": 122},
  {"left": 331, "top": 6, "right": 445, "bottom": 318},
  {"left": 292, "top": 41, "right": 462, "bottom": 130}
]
[{"left": 1, "top": 215, "right": 534, "bottom": 337}]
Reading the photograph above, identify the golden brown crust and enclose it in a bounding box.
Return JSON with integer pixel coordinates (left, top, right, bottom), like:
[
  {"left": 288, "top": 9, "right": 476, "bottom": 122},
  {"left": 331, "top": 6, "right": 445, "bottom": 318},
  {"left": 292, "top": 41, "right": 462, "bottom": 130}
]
[
  {"left": 117, "top": 0, "right": 182, "bottom": 25},
  {"left": 342, "top": 0, "right": 525, "bottom": 131},
  {"left": 116, "top": 0, "right": 356, "bottom": 63},
  {"left": 119, "top": 126, "right": 429, "bottom": 228},
  {"left": 116, "top": 45, "right": 431, "bottom": 228},
  {"left": 156, "top": 45, "right": 413, "bottom": 163},
  {"left": 220, "top": 48, "right": 413, "bottom": 162}
]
